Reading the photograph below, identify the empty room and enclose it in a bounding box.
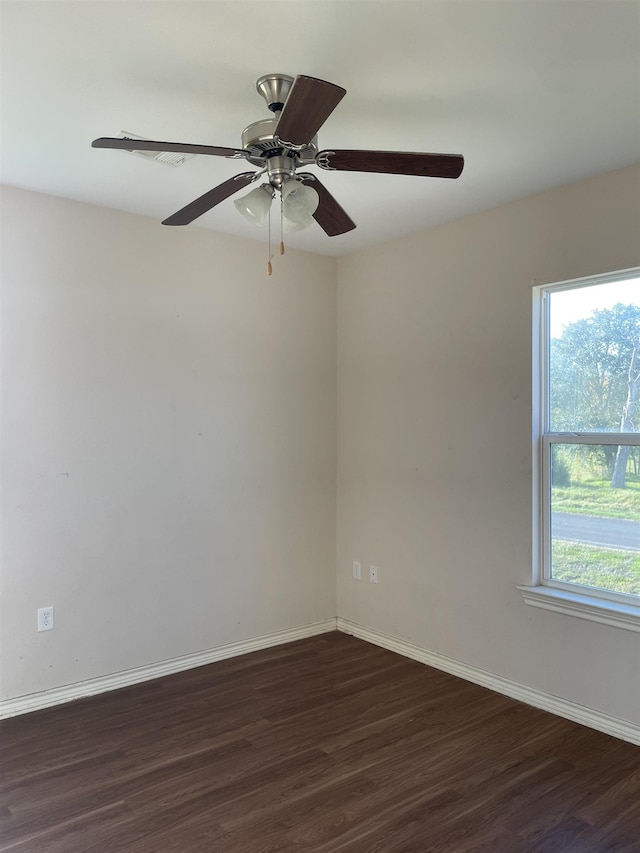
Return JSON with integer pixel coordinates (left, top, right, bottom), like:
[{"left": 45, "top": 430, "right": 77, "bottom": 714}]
[{"left": 1, "top": 2, "right": 639, "bottom": 851}]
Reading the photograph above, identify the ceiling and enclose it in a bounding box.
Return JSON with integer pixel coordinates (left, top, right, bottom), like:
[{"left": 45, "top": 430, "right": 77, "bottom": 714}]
[{"left": 1, "top": 1, "right": 639, "bottom": 257}]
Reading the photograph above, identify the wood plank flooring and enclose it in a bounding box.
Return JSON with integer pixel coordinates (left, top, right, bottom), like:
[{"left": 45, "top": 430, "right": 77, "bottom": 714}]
[{"left": 1, "top": 632, "right": 639, "bottom": 852}]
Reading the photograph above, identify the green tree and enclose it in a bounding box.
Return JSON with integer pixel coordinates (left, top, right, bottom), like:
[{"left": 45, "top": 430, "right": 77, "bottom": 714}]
[
  {"left": 611, "top": 343, "right": 640, "bottom": 487},
  {"left": 550, "top": 303, "right": 640, "bottom": 484}
]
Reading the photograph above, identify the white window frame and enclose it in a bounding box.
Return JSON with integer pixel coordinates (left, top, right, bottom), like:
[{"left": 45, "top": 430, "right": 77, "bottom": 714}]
[{"left": 519, "top": 267, "right": 640, "bottom": 632}]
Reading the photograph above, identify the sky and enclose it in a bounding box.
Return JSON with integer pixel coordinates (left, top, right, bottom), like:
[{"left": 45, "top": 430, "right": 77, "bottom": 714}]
[{"left": 550, "top": 278, "right": 640, "bottom": 339}]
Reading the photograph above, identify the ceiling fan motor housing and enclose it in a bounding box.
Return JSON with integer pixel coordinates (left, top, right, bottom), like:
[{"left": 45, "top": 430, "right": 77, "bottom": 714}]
[
  {"left": 255, "top": 73, "right": 294, "bottom": 112},
  {"left": 241, "top": 117, "right": 318, "bottom": 170}
]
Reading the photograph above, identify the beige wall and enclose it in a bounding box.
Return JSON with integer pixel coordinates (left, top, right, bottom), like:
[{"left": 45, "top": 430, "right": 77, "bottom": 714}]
[
  {"left": 336, "top": 164, "right": 640, "bottom": 725},
  {"left": 2, "top": 165, "right": 639, "bottom": 724},
  {"left": 0, "top": 187, "right": 337, "bottom": 700}
]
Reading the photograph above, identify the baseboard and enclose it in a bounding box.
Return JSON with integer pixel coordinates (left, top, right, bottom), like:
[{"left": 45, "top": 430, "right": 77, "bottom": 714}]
[
  {"left": 336, "top": 617, "right": 640, "bottom": 746},
  {"left": 6, "top": 616, "right": 638, "bottom": 745},
  {"left": 0, "top": 618, "right": 338, "bottom": 719}
]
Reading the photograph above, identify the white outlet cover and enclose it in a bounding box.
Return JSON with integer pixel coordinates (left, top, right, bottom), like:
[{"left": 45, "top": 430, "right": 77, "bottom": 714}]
[
  {"left": 369, "top": 565, "right": 378, "bottom": 583},
  {"left": 37, "top": 606, "right": 54, "bottom": 631}
]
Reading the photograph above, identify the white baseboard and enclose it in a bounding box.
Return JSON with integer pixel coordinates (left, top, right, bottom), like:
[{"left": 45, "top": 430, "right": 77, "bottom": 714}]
[
  {"left": 336, "top": 617, "right": 640, "bottom": 746},
  {"left": 0, "top": 618, "right": 337, "bottom": 720},
  {"left": 5, "top": 616, "right": 639, "bottom": 746}
]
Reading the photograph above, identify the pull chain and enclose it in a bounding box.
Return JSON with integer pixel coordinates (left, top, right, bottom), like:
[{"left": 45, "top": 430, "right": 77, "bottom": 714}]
[
  {"left": 267, "top": 203, "right": 273, "bottom": 276},
  {"left": 279, "top": 191, "right": 285, "bottom": 256}
]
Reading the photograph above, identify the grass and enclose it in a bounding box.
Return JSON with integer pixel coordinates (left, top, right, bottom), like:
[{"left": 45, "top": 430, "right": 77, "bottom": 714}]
[
  {"left": 552, "top": 540, "right": 640, "bottom": 596},
  {"left": 552, "top": 477, "right": 640, "bottom": 521}
]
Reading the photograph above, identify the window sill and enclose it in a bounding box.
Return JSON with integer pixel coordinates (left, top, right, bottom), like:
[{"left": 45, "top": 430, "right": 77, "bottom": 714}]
[{"left": 517, "top": 585, "right": 640, "bottom": 633}]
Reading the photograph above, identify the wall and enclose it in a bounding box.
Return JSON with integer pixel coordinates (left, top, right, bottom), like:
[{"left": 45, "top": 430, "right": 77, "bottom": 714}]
[
  {"left": 0, "top": 187, "right": 337, "bottom": 700},
  {"left": 336, "top": 164, "right": 640, "bottom": 725},
  {"left": 3, "top": 164, "right": 639, "bottom": 726}
]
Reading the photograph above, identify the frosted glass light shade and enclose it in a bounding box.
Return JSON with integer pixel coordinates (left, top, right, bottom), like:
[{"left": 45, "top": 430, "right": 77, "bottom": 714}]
[
  {"left": 234, "top": 184, "right": 274, "bottom": 227},
  {"left": 281, "top": 180, "right": 319, "bottom": 232},
  {"left": 282, "top": 213, "right": 313, "bottom": 233}
]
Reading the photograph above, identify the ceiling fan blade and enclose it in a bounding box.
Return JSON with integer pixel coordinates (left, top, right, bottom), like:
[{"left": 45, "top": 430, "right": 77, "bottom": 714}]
[
  {"left": 162, "top": 173, "right": 256, "bottom": 226},
  {"left": 92, "top": 137, "right": 248, "bottom": 159},
  {"left": 299, "top": 173, "right": 356, "bottom": 236},
  {"left": 275, "top": 76, "right": 346, "bottom": 146},
  {"left": 318, "top": 150, "right": 464, "bottom": 179}
]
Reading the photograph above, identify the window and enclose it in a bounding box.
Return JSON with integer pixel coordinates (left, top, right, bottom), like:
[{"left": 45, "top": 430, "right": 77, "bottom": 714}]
[{"left": 521, "top": 268, "right": 640, "bottom": 631}]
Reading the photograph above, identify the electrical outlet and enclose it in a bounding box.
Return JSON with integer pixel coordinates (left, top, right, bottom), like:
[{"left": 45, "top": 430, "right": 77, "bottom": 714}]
[
  {"left": 369, "top": 565, "right": 378, "bottom": 583},
  {"left": 353, "top": 561, "right": 361, "bottom": 580},
  {"left": 37, "top": 606, "right": 54, "bottom": 632}
]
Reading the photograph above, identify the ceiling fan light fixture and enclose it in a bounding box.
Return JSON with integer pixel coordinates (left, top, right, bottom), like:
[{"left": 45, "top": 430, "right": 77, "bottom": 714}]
[
  {"left": 234, "top": 183, "right": 274, "bottom": 227},
  {"left": 280, "top": 180, "right": 319, "bottom": 231},
  {"left": 282, "top": 213, "right": 314, "bottom": 233}
]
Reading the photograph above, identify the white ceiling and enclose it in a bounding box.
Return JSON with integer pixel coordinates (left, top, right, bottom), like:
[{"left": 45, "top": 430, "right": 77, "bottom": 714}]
[{"left": 1, "top": 1, "right": 639, "bottom": 257}]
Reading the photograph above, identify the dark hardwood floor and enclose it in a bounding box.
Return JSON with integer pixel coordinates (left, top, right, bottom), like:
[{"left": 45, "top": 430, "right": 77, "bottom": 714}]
[{"left": 1, "top": 632, "right": 639, "bottom": 852}]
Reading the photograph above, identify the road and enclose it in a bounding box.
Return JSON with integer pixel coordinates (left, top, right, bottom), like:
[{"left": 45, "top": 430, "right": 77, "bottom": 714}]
[{"left": 552, "top": 512, "right": 640, "bottom": 552}]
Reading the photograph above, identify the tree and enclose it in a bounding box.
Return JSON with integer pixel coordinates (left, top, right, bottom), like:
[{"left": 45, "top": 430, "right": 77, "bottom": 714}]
[
  {"left": 611, "top": 342, "right": 640, "bottom": 488},
  {"left": 550, "top": 303, "right": 640, "bottom": 484}
]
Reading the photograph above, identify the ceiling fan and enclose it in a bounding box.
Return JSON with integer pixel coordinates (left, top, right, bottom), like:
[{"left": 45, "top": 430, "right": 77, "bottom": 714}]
[{"left": 92, "top": 73, "right": 464, "bottom": 237}]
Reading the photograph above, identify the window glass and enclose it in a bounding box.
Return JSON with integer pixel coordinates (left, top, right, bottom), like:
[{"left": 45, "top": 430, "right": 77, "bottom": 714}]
[
  {"left": 550, "top": 443, "right": 640, "bottom": 597},
  {"left": 541, "top": 273, "right": 640, "bottom": 602},
  {"left": 549, "top": 281, "right": 640, "bottom": 433}
]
